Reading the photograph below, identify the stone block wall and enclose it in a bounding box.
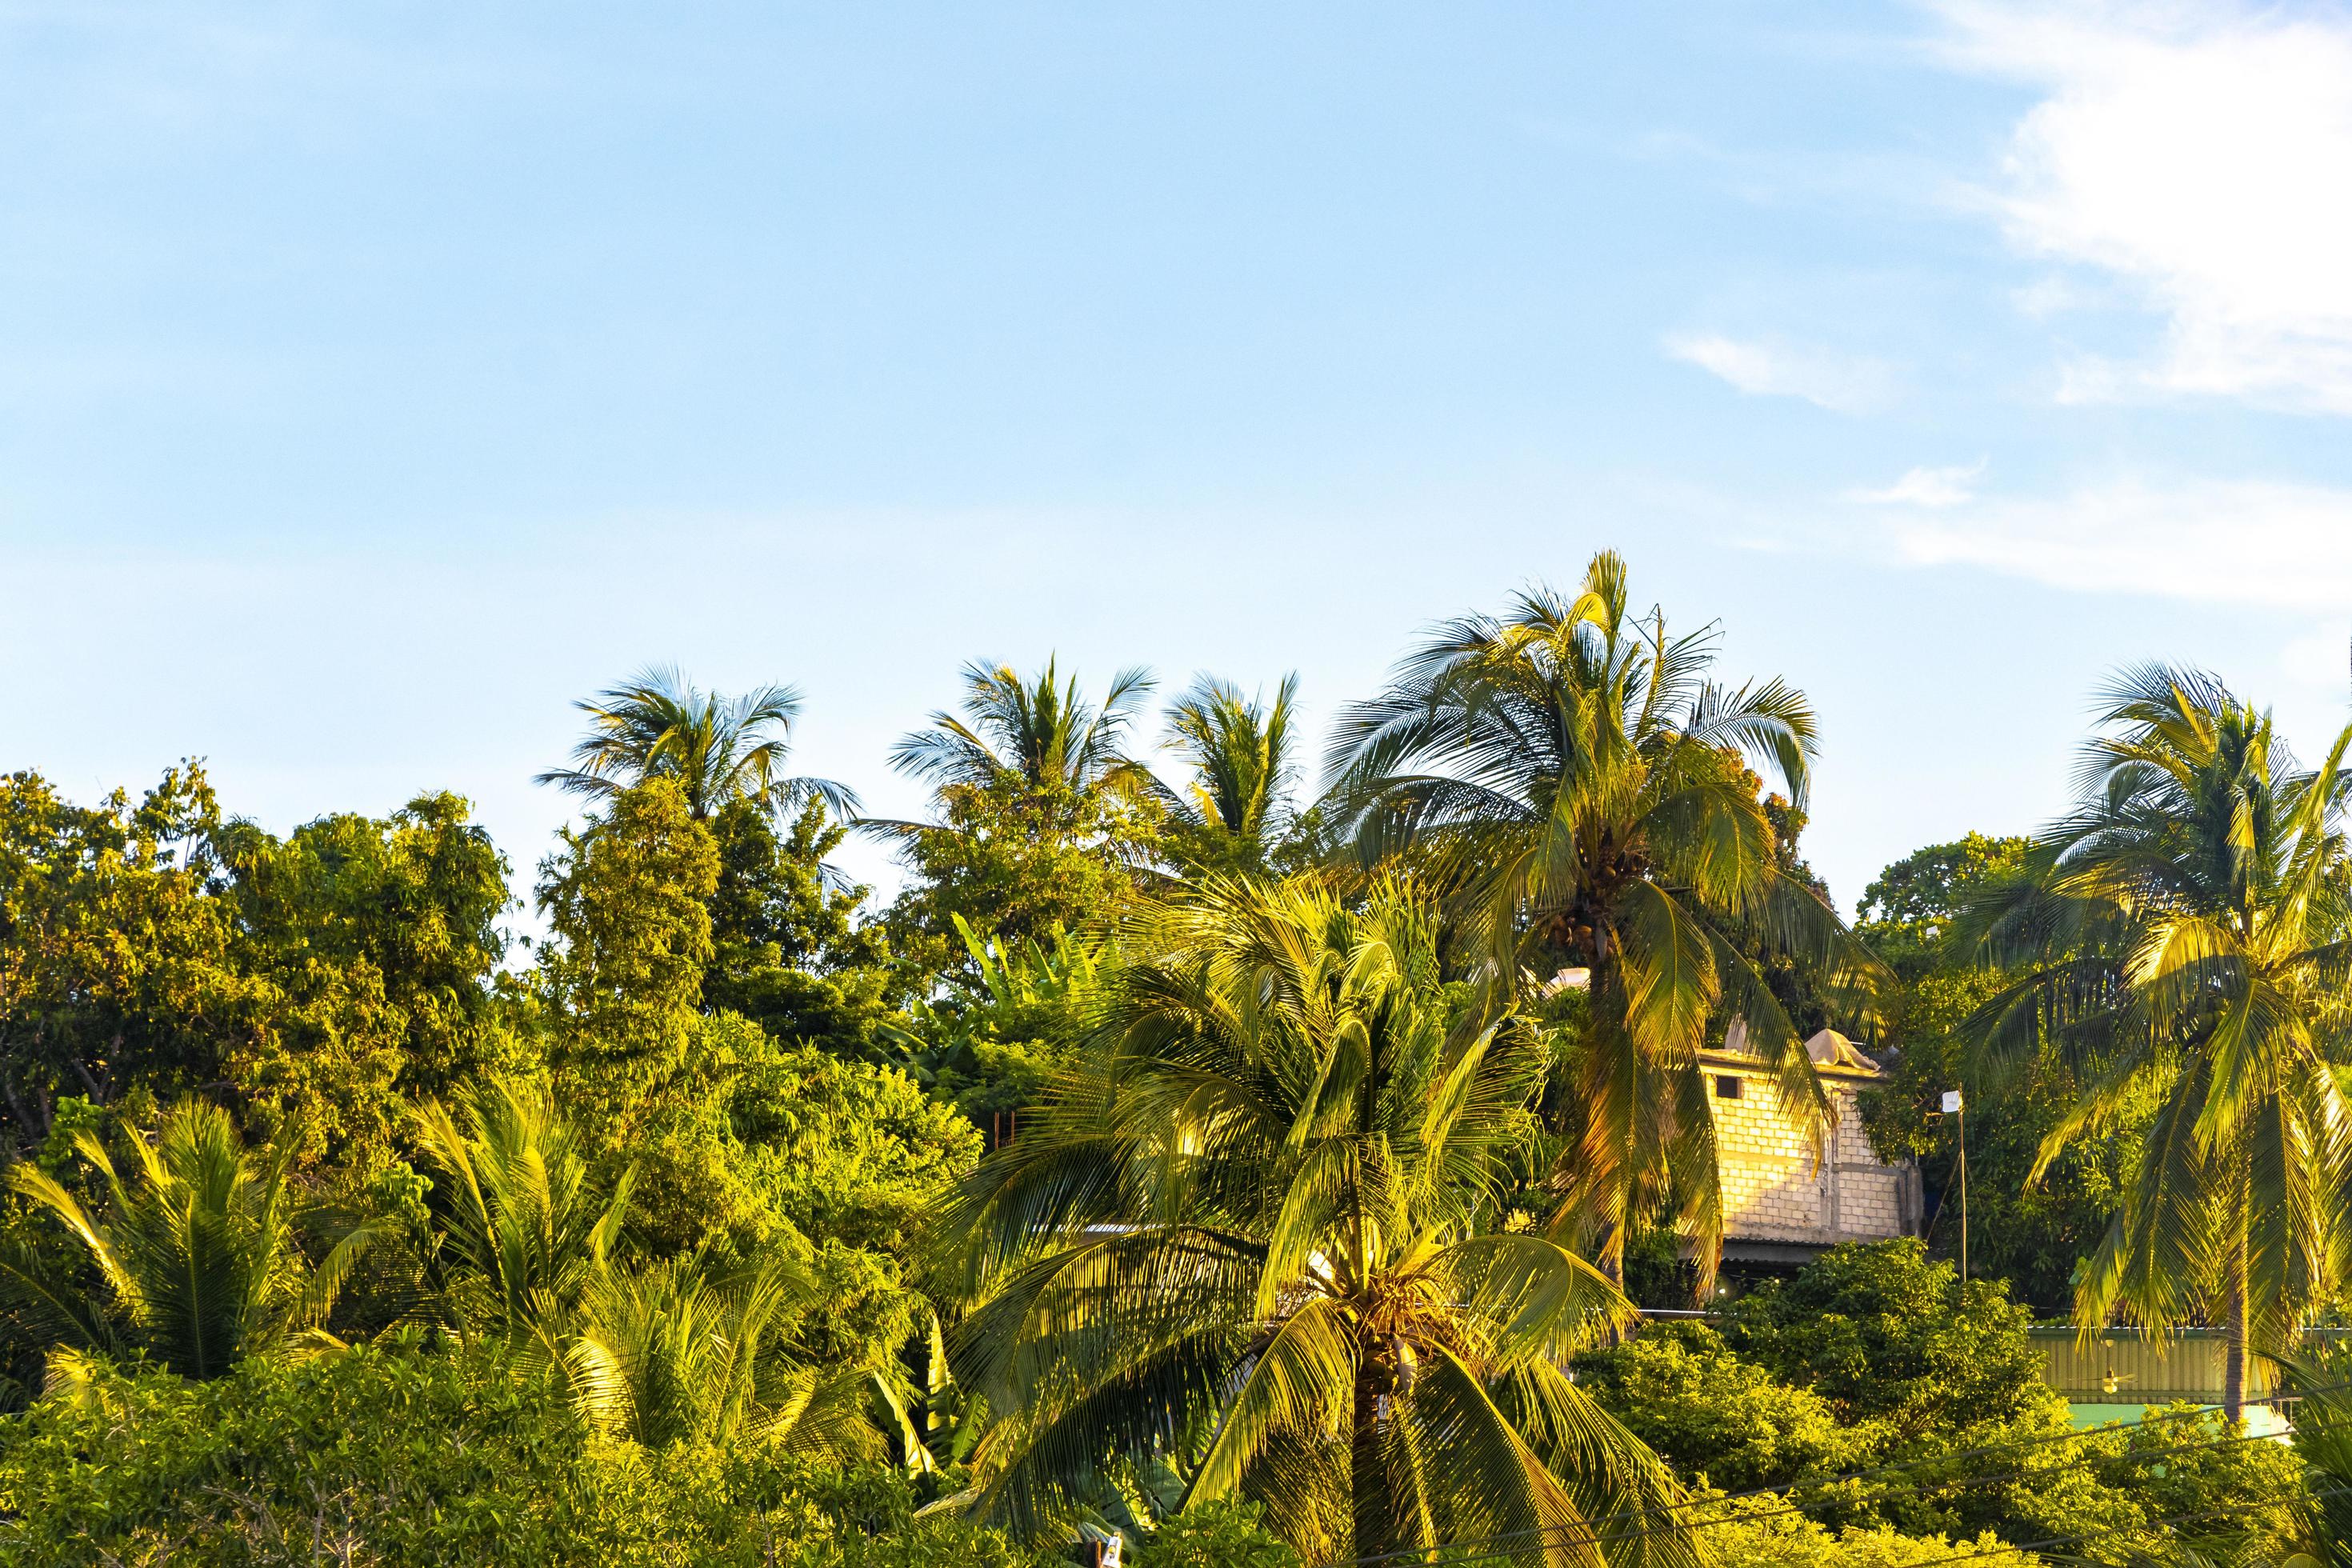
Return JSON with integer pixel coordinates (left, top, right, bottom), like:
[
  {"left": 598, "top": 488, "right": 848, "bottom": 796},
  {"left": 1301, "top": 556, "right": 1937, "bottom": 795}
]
[{"left": 1706, "top": 1063, "right": 1917, "bottom": 1246}]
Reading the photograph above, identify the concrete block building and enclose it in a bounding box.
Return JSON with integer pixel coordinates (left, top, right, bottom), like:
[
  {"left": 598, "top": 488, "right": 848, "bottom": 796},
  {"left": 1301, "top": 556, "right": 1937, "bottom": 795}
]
[{"left": 1702, "top": 1026, "right": 1923, "bottom": 1265}]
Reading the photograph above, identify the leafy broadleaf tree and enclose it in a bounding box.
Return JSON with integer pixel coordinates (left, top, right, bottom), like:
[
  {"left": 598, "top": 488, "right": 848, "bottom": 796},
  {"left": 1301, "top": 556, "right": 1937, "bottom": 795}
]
[
  {"left": 1962, "top": 664, "right": 2352, "bottom": 1416},
  {"left": 930, "top": 875, "right": 1699, "bottom": 1566},
  {"left": 704, "top": 797, "right": 898, "bottom": 1061},
  {"left": 538, "top": 665, "right": 857, "bottom": 822},
  {"left": 0, "top": 767, "right": 253, "bottom": 1146},
  {"left": 534, "top": 778, "right": 720, "bottom": 1142},
  {"left": 4, "top": 1098, "right": 379, "bottom": 1382},
  {"left": 221, "top": 793, "right": 518, "bottom": 1100},
  {"left": 1323, "top": 551, "right": 1886, "bottom": 1282}
]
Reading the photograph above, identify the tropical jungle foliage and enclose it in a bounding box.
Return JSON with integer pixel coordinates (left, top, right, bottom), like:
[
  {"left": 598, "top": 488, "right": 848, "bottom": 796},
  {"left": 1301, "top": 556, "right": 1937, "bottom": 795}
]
[{"left": 2, "top": 551, "right": 2347, "bottom": 1566}]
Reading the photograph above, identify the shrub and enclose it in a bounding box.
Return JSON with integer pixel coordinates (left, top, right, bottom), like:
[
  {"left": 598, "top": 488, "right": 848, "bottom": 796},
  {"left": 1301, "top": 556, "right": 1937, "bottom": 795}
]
[
  {"left": 1574, "top": 1321, "right": 1867, "bottom": 1492},
  {"left": 1138, "top": 1500, "right": 1300, "bottom": 1568},
  {"left": 0, "top": 1344, "right": 1049, "bottom": 1567}
]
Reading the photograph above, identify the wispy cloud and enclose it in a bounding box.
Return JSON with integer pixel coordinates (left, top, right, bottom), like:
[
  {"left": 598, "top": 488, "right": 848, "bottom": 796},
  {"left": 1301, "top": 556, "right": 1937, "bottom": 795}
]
[
  {"left": 1933, "top": 1, "right": 2352, "bottom": 414},
  {"left": 1662, "top": 332, "right": 1895, "bottom": 414},
  {"left": 1848, "top": 462, "right": 1986, "bottom": 509},
  {"left": 1877, "top": 474, "right": 2352, "bottom": 608}
]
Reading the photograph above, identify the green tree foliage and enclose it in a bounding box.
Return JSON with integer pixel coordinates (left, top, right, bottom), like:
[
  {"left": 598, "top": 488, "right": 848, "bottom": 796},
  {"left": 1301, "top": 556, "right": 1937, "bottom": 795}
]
[
  {"left": 704, "top": 797, "right": 897, "bottom": 1059},
  {"left": 1571, "top": 1321, "right": 1862, "bottom": 1493},
  {"left": 1324, "top": 550, "right": 1886, "bottom": 1282},
  {"left": 0, "top": 1345, "right": 1049, "bottom": 1567},
  {"left": 1722, "top": 1241, "right": 2054, "bottom": 1448},
  {"left": 889, "top": 916, "right": 1114, "bottom": 1126},
  {"left": 218, "top": 792, "right": 521, "bottom": 1166},
  {"left": 1964, "top": 666, "right": 2352, "bottom": 1413},
  {"left": 876, "top": 659, "right": 1164, "bottom": 975},
  {"left": 1154, "top": 673, "right": 1301, "bottom": 878},
  {"left": 932, "top": 875, "right": 1699, "bottom": 1565},
  {"left": 727, "top": 1044, "right": 982, "bottom": 1256},
  {"left": 534, "top": 778, "right": 720, "bottom": 1141},
  {"left": 410, "top": 1078, "right": 633, "bottom": 1350},
  {"left": 15, "top": 557, "right": 2352, "bottom": 1568},
  {"left": 3, "top": 1099, "right": 377, "bottom": 1382},
  {"left": 1585, "top": 1243, "right": 2306, "bottom": 1558},
  {"left": 2281, "top": 1348, "right": 2352, "bottom": 1566},
  {"left": 0, "top": 767, "right": 251, "bottom": 1142},
  {"left": 564, "top": 1252, "right": 885, "bottom": 1457},
  {"left": 1134, "top": 1499, "right": 1301, "bottom": 1567},
  {"left": 1853, "top": 835, "right": 2142, "bottom": 1313},
  {"left": 1854, "top": 834, "right": 2032, "bottom": 982},
  {"left": 538, "top": 664, "right": 857, "bottom": 822},
  {"left": 0, "top": 770, "right": 520, "bottom": 1171}
]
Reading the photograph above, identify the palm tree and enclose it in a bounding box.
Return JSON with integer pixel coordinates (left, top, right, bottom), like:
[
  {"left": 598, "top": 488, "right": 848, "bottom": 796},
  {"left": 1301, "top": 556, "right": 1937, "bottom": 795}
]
[
  {"left": 1156, "top": 674, "right": 1300, "bottom": 876},
  {"left": 1964, "top": 665, "right": 2352, "bottom": 1418},
  {"left": 930, "top": 876, "right": 1700, "bottom": 1565},
  {"left": 885, "top": 658, "right": 1156, "bottom": 800},
  {"left": 2277, "top": 1349, "right": 2352, "bottom": 1563},
  {"left": 1322, "top": 550, "right": 1884, "bottom": 1282},
  {"left": 3, "top": 1098, "right": 378, "bottom": 1382},
  {"left": 562, "top": 1252, "right": 887, "bottom": 1458},
  {"left": 410, "top": 1078, "right": 633, "bottom": 1353},
  {"left": 538, "top": 664, "right": 857, "bottom": 822}
]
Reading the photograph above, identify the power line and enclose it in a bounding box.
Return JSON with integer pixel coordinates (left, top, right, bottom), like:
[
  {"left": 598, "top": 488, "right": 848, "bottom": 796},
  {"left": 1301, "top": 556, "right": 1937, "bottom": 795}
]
[{"left": 1325, "top": 1377, "right": 2349, "bottom": 1568}]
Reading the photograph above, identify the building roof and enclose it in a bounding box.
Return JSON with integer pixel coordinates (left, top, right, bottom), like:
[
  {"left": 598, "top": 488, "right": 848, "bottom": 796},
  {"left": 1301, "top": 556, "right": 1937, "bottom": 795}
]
[{"left": 1696, "top": 1024, "right": 1886, "bottom": 1082}]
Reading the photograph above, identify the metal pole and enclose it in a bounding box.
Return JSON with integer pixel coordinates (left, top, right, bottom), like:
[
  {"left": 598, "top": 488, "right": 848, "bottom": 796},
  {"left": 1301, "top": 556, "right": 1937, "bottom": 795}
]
[{"left": 1958, "top": 1099, "right": 1969, "bottom": 1285}]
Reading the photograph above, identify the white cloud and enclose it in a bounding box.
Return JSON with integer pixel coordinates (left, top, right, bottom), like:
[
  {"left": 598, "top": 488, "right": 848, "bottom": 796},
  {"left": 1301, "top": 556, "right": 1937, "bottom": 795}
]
[
  {"left": 1662, "top": 332, "right": 1895, "bottom": 414},
  {"left": 1934, "top": 2, "right": 2352, "bottom": 413},
  {"left": 1882, "top": 474, "right": 2352, "bottom": 607},
  {"left": 1848, "top": 461, "right": 1986, "bottom": 508}
]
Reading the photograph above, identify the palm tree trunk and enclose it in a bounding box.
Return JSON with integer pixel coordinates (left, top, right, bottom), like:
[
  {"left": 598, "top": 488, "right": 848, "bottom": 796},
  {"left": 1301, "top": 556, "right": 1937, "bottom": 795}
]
[
  {"left": 1350, "top": 1360, "right": 1391, "bottom": 1562},
  {"left": 2222, "top": 1208, "right": 2250, "bottom": 1423}
]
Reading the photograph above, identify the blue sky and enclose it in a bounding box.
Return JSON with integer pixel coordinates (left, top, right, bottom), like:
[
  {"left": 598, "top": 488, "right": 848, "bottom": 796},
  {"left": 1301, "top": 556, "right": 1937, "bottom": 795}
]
[{"left": 9, "top": 1, "right": 2352, "bottom": 916}]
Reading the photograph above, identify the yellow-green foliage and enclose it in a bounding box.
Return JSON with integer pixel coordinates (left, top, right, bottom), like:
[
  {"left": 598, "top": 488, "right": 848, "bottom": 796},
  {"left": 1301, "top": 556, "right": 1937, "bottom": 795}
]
[{"left": 0, "top": 1344, "right": 1052, "bottom": 1567}]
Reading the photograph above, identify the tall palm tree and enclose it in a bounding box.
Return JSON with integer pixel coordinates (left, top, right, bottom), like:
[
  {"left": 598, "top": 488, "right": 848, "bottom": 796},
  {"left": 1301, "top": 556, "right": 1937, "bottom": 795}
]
[
  {"left": 1322, "top": 551, "right": 1884, "bottom": 1282},
  {"left": 3, "top": 1099, "right": 378, "bottom": 1382},
  {"left": 410, "top": 1078, "right": 634, "bottom": 1353},
  {"left": 563, "top": 1252, "right": 886, "bottom": 1458},
  {"left": 1156, "top": 674, "right": 1300, "bottom": 876},
  {"left": 885, "top": 658, "right": 1156, "bottom": 799},
  {"left": 1964, "top": 665, "right": 2352, "bottom": 1418},
  {"left": 538, "top": 665, "right": 857, "bottom": 822},
  {"left": 930, "top": 876, "right": 1700, "bottom": 1565}
]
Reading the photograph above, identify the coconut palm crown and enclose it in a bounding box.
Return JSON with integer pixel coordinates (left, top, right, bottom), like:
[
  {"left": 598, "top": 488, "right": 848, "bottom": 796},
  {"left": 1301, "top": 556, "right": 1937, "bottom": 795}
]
[
  {"left": 1157, "top": 673, "right": 1301, "bottom": 876},
  {"left": 1962, "top": 664, "right": 2352, "bottom": 1415},
  {"left": 1321, "top": 550, "right": 1885, "bottom": 1282},
  {"left": 538, "top": 664, "right": 857, "bottom": 822},
  {"left": 886, "top": 657, "right": 1157, "bottom": 799},
  {"left": 929, "top": 875, "right": 1699, "bottom": 1566}
]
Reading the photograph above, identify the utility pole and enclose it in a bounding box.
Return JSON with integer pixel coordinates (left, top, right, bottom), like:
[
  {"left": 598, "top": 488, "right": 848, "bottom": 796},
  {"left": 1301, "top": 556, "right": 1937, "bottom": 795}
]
[{"left": 1942, "top": 1089, "right": 1968, "bottom": 1282}]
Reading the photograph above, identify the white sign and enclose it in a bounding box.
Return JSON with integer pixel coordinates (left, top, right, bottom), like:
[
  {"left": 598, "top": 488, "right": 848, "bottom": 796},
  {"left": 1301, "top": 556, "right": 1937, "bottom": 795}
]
[{"left": 1941, "top": 1090, "right": 1964, "bottom": 1114}]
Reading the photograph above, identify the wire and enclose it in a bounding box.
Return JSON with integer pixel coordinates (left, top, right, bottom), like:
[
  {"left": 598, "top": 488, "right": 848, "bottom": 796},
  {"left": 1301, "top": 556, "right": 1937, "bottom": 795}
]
[{"left": 1323, "top": 1375, "right": 2352, "bottom": 1568}]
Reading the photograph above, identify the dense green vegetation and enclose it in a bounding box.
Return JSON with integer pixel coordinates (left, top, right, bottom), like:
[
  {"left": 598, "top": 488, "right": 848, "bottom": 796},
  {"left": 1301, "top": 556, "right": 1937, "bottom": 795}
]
[{"left": 2, "top": 556, "right": 2348, "bottom": 1566}]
